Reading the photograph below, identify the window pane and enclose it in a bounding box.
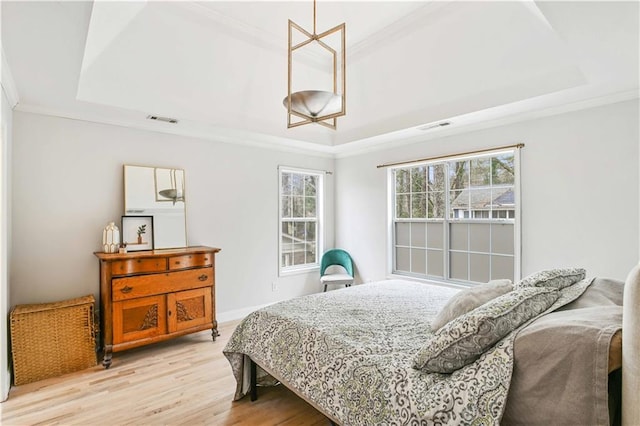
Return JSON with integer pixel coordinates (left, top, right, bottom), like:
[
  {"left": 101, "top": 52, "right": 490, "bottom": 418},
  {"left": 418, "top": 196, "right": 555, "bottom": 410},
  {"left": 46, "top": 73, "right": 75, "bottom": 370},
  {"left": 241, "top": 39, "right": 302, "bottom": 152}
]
[
  {"left": 428, "top": 164, "right": 445, "bottom": 191},
  {"left": 450, "top": 190, "right": 467, "bottom": 219},
  {"left": 426, "top": 222, "right": 443, "bottom": 249},
  {"left": 395, "top": 169, "right": 410, "bottom": 193},
  {"left": 396, "top": 195, "right": 410, "bottom": 218},
  {"left": 428, "top": 191, "right": 445, "bottom": 219},
  {"left": 469, "top": 223, "right": 490, "bottom": 252},
  {"left": 411, "top": 249, "right": 426, "bottom": 274},
  {"left": 411, "top": 223, "right": 426, "bottom": 248},
  {"left": 294, "top": 222, "right": 305, "bottom": 241},
  {"left": 306, "top": 221, "right": 316, "bottom": 241},
  {"left": 449, "top": 161, "right": 469, "bottom": 190},
  {"left": 281, "top": 196, "right": 292, "bottom": 218},
  {"left": 411, "top": 193, "right": 426, "bottom": 218},
  {"left": 492, "top": 255, "right": 514, "bottom": 281},
  {"left": 291, "top": 174, "right": 304, "bottom": 195},
  {"left": 281, "top": 173, "right": 291, "bottom": 195},
  {"left": 304, "top": 175, "right": 317, "bottom": 196},
  {"left": 411, "top": 166, "right": 426, "bottom": 192},
  {"left": 492, "top": 154, "right": 515, "bottom": 185},
  {"left": 491, "top": 187, "right": 514, "bottom": 212},
  {"left": 492, "top": 223, "right": 514, "bottom": 255},
  {"left": 427, "top": 249, "right": 444, "bottom": 278},
  {"left": 470, "top": 253, "right": 490, "bottom": 283},
  {"left": 396, "top": 247, "right": 410, "bottom": 272},
  {"left": 468, "top": 188, "right": 491, "bottom": 215},
  {"left": 450, "top": 223, "right": 468, "bottom": 250},
  {"left": 305, "top": 197, "right": 316, "bottom": 217},
  {"left": 396, "top": 222, "right": 410, "bottom": 246},
  {"left": 470, "top": 157, "right": 490, "bottom": 187},
  {"left": 450, "top": 252, "right": 468, "bottom": 280},
  {"left": 292, "top": 196, "right": 304, "bottom": 217}
]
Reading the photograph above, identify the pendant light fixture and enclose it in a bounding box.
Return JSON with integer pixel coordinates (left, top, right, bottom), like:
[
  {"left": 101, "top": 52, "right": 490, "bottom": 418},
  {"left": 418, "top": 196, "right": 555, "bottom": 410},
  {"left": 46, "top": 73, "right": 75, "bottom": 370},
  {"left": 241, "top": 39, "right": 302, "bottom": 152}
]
[{"left": 283, "top": 0, "right": 346, "bottom": 129}]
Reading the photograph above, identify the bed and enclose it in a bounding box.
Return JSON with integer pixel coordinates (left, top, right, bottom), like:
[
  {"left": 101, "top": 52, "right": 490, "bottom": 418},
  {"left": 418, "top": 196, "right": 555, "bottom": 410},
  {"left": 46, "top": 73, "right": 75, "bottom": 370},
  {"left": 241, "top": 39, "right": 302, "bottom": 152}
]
[{"left": 224, "top": 265, "right": 639, "bottom": 425}]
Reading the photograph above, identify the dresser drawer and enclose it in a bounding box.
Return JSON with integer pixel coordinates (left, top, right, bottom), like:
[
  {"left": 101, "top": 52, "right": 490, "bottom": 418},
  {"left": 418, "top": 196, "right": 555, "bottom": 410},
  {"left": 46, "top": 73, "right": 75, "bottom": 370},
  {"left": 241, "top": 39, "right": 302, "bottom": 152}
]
[
  {"left": 168, "top": 253, "right": 213, "bottom": 270},
  {"left": 112, "top": 267, "right": 214, "bottom": 301},
  {"left": 111, "top": 258, "right": 167, "bottom": 275}
]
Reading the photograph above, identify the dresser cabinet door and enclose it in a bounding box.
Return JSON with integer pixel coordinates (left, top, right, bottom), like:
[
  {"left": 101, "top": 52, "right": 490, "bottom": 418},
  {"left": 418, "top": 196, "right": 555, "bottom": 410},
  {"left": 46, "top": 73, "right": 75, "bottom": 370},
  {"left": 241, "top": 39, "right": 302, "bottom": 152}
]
[
  {"left": 113, "top": 295, "right": 167, "bottom": 344},
  {"left": 167, "top": 288, "right": 212, "bottom": 333}
]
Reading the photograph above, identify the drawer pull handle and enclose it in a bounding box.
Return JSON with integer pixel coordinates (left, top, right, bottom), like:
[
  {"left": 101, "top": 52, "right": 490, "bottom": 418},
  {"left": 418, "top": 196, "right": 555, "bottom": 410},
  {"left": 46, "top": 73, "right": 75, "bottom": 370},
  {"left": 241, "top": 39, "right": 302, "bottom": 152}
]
[
  {"left": 121, "top": 286, "right": 133, "bottom": 293},
  {"left": 198, "top": 274, "right": 208, "bottom": 281}
]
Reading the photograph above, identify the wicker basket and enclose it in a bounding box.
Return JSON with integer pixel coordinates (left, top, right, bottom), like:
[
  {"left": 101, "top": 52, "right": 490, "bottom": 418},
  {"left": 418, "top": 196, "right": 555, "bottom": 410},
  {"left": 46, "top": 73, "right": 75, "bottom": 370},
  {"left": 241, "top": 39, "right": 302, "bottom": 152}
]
[{"left": 10, "top": 295, "right": 97, "bottom": 385}]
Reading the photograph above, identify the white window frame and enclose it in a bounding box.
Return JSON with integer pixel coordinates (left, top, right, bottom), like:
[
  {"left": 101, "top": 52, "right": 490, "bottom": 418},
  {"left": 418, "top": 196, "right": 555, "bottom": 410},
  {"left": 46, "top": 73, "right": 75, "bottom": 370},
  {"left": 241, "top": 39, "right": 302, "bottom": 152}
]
[
  {"left": 278, "top": 166, "right": 324, "bottom": 276},
  {"left": 388, "top": 148, "right": 521, "bottom": 285}
]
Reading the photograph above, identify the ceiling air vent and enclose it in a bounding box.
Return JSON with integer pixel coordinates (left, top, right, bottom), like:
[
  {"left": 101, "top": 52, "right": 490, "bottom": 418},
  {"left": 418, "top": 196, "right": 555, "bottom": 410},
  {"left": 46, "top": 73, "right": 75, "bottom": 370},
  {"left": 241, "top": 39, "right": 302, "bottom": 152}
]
[
  {"left": 417, "top": 121, "right": 451, "bottom": 131},
  {"left": 146, "top": 115, "right": 179, "bottom": 124}
]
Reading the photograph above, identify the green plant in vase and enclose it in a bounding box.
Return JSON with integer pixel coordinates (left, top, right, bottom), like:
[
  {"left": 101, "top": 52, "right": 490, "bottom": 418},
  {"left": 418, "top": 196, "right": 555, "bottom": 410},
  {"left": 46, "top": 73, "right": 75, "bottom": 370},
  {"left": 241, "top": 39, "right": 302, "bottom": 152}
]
[{"left": 137, "top": 224, "right": 147, "bottom": 244}]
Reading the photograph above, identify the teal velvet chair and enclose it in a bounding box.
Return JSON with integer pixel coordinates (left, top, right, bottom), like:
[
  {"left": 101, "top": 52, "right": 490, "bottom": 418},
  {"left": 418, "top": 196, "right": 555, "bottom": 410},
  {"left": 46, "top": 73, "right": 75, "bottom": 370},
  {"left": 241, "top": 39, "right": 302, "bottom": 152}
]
[{"left": 320, "top": 249, "right": 354, "bottom": 292}]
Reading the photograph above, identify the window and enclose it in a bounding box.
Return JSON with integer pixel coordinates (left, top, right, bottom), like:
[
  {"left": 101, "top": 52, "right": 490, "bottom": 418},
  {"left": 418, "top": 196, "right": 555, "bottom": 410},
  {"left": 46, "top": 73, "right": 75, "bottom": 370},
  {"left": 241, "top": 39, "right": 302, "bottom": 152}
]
[
  {"left": 391, "top": 149, "right": 519, "bottom": 284},
  {"left": 279, "top": 167, "right": 323, "bottom": 274}
]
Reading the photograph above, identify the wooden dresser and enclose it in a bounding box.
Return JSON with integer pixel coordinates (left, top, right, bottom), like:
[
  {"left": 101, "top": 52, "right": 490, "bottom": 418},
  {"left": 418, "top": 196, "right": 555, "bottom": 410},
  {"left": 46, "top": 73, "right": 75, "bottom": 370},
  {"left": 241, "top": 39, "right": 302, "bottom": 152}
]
[{"left": 94, "top": 246, "right": 221, "bottom": 368}]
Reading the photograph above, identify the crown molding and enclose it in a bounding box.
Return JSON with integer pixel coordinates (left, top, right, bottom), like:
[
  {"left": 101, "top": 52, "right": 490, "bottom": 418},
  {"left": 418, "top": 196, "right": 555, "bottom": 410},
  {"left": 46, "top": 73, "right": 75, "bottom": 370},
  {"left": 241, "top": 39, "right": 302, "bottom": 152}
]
[
  {"left": 333, "top": 88, "right": 640, "bottom": 158},
  {"left": 13, "top": 88, "right": 638, "bottom": 161},
  {"left": 14, "top": 103, "right": 335, "bottom": 158},
  {"left": 1, "top": 47, "right": 19, "bottom": 108},
  {"left": 348, "top": 1, "right": 452, "bottom": 63}
]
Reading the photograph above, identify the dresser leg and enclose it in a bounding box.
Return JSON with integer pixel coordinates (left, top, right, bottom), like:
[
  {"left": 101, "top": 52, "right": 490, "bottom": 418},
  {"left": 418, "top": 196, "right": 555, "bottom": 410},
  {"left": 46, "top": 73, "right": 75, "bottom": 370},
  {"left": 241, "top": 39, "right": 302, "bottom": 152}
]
[
  {"left": 212, "top": 321, "right": 220, "bottom": 341},
  {"left": 102, "top": 345, "right": 113, "bottom": 369}
]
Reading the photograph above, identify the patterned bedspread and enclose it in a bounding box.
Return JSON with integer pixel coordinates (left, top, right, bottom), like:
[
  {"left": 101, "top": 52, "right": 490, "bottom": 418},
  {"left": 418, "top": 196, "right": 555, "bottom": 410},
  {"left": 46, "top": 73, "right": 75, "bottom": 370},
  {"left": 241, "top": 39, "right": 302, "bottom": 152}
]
[{"left": 224, "top": 279, "right": 591, "bottom": 425}]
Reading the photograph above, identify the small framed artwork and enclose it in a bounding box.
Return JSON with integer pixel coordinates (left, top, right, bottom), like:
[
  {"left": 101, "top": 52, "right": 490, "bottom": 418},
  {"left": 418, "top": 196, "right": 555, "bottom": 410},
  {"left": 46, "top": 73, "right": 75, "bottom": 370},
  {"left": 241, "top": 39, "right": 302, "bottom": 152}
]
[{"left": 121, "top": 216, "right": 154, "bottom": 251}]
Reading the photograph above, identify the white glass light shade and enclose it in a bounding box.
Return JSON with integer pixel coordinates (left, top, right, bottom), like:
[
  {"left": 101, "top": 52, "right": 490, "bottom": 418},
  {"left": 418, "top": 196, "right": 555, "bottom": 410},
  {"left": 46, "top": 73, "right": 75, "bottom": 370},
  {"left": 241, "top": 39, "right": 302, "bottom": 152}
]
[{"left": 283, "top": 90, "right": 343, "bottom": 118}]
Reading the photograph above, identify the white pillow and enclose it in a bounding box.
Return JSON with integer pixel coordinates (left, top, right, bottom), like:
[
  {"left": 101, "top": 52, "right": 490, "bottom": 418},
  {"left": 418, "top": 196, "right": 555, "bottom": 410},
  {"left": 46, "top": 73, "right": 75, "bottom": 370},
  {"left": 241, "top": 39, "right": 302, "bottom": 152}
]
[{"left": 431, "top": 279, "right": 513, "bottom": 331}]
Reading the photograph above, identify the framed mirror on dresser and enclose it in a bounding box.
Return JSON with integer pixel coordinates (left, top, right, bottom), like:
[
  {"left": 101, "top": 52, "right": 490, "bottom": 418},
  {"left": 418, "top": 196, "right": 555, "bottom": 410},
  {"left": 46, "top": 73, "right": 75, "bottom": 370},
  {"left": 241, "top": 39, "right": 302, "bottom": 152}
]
[{"left": 123, "top": 165, "right": 187, "bottom": 249}]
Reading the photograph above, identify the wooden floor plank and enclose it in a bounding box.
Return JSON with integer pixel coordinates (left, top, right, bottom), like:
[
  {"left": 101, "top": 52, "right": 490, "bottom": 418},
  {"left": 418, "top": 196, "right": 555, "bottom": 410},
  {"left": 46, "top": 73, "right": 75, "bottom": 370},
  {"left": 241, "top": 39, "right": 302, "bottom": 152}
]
[{"left": 0, "top": 321, "right": 330, "bottom": 425}]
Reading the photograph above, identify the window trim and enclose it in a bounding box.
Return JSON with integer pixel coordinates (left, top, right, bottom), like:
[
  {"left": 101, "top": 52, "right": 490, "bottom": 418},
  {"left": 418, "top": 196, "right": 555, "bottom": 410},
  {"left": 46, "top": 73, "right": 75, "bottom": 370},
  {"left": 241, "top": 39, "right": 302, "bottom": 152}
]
[
  {"left": 388, "top": 147, "right": 521, "bottom": 285},
  {"left": 278, "top": 166, "right": 324, "bottom": 276}
]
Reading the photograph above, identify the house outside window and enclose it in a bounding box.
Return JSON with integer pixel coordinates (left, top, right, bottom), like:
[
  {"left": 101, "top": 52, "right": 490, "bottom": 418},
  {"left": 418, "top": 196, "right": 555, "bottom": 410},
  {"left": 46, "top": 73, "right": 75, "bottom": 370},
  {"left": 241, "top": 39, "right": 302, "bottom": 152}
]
[
  {"left": 391, "top": 149, "right": 519, "bottom": 284},
  {"left": 279, "top": 167, "right": 323, "bottom": 274}
]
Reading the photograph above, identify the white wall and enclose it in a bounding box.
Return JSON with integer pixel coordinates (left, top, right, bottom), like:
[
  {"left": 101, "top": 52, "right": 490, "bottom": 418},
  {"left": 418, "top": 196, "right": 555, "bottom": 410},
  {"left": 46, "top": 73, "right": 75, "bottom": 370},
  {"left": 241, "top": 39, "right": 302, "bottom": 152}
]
[
  {"left": 336, "top": 100, "right": 639, "bottom": 283},
  {"left": 1, "top": 83, "right": 13, "bottom": 401},
  {"left": 10, "top": 112, "right": 335, "bottom": 320}
]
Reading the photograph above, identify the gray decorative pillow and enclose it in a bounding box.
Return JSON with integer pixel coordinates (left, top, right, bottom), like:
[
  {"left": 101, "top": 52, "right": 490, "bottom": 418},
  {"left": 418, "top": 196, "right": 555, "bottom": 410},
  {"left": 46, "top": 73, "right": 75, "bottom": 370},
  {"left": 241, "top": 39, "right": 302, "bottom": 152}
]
[
  {"left": 431, "top": 279, "right": 513, "bottom": 331},
  {"left": 413, "top": 286, "right": 559, "bottom": 373},
  {"left": 515, "top": 268, "right": 586, "bottom": 290}
]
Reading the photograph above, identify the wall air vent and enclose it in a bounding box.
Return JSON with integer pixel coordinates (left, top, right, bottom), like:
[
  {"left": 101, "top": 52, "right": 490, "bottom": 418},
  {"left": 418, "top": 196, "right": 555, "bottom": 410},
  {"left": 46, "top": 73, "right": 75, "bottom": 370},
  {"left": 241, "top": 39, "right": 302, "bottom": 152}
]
[
  {"left": 146, "top": 115, "right": 179, "bottom": 124},
  {"left": 417, "top": 121, "right": 451, "bottom": 131}
]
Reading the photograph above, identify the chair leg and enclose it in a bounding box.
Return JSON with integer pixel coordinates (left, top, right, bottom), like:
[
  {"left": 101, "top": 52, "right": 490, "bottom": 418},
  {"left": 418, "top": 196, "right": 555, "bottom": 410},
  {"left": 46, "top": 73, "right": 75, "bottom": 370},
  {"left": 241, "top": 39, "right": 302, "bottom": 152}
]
[{"left": 323, "top": 284, "right": 328, "bottom": 292}]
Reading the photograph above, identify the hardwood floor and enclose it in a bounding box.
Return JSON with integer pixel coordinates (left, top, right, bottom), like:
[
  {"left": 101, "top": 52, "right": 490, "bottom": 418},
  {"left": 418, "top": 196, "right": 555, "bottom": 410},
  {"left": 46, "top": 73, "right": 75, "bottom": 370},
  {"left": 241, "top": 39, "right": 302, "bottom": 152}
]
[{"left": 0, "top": 321, "right": 330, "bottom": 425}]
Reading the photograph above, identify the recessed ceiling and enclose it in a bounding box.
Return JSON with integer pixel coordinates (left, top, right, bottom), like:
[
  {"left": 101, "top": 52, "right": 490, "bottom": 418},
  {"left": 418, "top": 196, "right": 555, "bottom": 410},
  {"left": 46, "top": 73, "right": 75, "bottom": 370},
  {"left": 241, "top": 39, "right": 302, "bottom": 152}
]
[{"left": 2, "top": 1, "right": 638, "bottom": 154}]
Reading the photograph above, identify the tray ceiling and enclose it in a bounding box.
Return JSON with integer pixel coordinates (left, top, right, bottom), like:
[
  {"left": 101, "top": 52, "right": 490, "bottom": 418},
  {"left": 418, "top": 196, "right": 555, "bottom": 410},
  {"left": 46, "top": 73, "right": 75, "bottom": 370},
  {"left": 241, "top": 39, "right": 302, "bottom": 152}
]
[{"left": 2, "top": 1, "right": 638, "bottom": 154}]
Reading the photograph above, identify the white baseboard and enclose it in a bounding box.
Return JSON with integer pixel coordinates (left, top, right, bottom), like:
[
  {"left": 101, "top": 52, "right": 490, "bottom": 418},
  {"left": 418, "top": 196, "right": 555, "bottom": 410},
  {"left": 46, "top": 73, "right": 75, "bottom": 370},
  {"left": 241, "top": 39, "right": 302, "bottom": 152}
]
[
  {"left": 217, "top": 302, "right": 275, "bottom": 324},
  {"left": 1, "top": 367, "right": 10, "bottom": 402}
]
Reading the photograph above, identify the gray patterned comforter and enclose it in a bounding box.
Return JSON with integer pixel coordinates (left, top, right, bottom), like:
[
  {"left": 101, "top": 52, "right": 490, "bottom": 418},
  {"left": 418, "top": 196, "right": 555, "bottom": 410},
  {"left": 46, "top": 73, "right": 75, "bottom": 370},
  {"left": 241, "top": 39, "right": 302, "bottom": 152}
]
[{"left": 224, "top": 279, "right": 592, "bottom": 425}]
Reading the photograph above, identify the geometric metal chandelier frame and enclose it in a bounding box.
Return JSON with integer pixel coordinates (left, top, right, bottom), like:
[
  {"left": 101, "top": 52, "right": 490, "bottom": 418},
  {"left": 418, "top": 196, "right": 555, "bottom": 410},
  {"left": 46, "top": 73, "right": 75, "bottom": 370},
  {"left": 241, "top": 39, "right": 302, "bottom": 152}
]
[{"left": 284, "top": 0, "right": 346, "bottom": 130}]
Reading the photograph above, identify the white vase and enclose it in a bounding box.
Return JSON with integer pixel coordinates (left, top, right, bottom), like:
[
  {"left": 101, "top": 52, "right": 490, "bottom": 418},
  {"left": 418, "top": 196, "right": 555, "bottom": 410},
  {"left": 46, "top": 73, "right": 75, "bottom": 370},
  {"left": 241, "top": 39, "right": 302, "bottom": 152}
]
[{"left": 102, "top": 222, "right": 120, "bottom": 253}]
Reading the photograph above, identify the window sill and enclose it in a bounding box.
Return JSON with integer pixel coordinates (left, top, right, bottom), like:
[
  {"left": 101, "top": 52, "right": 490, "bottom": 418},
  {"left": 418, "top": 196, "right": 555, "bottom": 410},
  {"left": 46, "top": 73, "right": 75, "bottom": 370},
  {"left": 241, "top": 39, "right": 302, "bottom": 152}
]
[
  {"left": 280, "top": 265, "right": 320, "bottom": 277},
  {"left": 386, "top": 273, "right": 471, "bottom": 290}
]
